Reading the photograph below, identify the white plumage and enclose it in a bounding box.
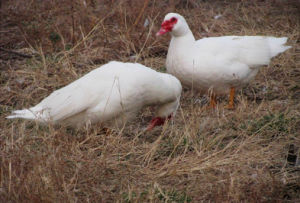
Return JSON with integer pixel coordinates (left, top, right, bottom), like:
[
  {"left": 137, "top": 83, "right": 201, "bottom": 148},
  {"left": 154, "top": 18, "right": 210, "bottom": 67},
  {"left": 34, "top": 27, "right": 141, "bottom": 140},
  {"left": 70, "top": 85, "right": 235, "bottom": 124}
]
[
  {"left": 157, "top": 13, "right": 291, "bottom": 108},
  {"left": 7, "top": 61, "right": 182, "bottom": 129}
]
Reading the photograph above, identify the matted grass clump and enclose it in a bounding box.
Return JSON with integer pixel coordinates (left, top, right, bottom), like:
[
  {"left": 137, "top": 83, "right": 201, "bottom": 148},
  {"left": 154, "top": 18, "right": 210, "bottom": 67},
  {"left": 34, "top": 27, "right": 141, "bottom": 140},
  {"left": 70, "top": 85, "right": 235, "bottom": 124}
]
[{"left": 0, "top": 0, "right": 299, "bottom": 202}]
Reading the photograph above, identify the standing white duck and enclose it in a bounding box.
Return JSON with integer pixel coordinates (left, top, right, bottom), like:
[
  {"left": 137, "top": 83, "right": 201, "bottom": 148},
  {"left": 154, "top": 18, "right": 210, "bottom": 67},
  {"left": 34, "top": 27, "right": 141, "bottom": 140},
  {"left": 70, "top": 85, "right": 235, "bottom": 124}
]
[
  {"left": 7, "top": 61, "right": 182, "bottom": 130},
  {"left": 157, "top": 13, "right": 291, "bottom": 108}
]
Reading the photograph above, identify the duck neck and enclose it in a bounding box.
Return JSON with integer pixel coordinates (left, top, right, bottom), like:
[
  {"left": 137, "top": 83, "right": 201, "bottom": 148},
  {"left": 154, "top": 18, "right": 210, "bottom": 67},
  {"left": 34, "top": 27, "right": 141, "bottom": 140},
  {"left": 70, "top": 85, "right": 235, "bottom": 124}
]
[
  {"left": 170, "top": 29, "right": 195, "bottom": 49},
  {"left": 147, "top": 74, "right": 181, "bottom": 106}
]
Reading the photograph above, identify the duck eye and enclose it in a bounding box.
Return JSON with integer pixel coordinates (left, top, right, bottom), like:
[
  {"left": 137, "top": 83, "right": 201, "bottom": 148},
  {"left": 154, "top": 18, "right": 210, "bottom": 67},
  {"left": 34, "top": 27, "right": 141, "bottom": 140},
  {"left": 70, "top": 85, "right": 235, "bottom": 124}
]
[{"left": 170, "top": 17, "right": 177, "bottom": 22}]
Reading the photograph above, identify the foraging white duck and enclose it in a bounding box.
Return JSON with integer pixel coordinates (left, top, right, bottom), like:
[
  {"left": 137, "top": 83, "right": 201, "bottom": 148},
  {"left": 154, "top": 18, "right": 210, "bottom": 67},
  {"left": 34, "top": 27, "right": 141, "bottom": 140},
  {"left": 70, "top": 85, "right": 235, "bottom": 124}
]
[
  {"left": 157, "top": 13, "right": 291, "bottom": 108},
  {"left": 7, "top": 61, "right": 182, "bottom": 130}
]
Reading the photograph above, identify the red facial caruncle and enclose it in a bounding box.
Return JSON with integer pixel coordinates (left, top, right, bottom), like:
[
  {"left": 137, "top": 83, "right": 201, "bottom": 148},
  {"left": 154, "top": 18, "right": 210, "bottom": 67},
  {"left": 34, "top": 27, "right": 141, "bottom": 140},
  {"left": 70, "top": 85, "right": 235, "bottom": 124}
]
[{"left": 156, "top": 17, "right": 178, "bottom": 36}]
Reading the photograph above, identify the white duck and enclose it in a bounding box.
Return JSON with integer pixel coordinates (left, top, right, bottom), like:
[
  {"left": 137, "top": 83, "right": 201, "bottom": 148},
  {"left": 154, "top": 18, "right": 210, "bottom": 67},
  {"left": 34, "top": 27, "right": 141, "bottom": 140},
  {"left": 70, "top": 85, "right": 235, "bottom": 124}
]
[
  {"left": 157, "top": 13, "right": 291, "bottom": 108},
  {"left": 7, "top": 61, "right": 182, "bottom": 130}
]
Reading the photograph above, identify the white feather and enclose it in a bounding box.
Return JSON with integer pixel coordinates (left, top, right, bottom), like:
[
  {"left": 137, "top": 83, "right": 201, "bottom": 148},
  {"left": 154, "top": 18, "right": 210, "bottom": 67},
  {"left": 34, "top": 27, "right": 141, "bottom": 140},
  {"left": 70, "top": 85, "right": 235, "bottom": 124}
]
[
  {"left": 161, "top": 13, "right": 291, "bottom": 94},
  {"left": 7, "top": 61, "right": 182, "bottom": 128}
]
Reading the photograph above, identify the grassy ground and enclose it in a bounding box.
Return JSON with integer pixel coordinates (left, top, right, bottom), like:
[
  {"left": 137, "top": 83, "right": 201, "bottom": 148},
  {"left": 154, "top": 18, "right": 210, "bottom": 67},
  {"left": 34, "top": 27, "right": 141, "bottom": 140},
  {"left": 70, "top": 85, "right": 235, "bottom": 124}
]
[{"left": 1, "top": 0, "right": 299, "bottom": 202}]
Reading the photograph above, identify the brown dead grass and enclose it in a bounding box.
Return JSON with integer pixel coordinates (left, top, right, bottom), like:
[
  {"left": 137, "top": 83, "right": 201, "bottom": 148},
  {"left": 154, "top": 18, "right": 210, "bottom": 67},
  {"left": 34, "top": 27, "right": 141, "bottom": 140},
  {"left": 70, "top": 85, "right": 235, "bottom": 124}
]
[{"left": 0, "top": 0, "right": 300, "bottom": 202}]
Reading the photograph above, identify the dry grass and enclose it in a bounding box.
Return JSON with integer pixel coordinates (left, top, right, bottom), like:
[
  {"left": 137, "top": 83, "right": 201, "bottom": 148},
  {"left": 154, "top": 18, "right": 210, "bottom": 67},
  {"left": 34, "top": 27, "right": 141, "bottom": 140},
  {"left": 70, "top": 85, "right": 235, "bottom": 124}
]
[{"left": 1, "top": 0, "right": 300, "bottom": 202}]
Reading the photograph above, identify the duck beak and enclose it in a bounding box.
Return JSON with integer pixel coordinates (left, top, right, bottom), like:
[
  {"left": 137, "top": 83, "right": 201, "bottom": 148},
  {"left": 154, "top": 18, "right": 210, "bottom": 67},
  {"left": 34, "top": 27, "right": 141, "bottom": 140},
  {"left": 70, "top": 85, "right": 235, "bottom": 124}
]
[
  {"left": 146, "top": 117, "right": 166, "bottom": 131},
  {"left": 146, "top": 117, "right": 161, "bottom": 131},
  {"left": 146, "top": 115, "right": 172, "bottom": 131},
  {"left": 156, "top": 27, "right": 168, "bottom": 36}
]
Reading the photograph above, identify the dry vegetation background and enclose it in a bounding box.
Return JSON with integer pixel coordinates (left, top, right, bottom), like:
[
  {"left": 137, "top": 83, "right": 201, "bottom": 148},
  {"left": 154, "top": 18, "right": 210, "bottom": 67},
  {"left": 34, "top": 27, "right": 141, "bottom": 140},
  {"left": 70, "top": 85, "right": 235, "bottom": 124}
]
[{"left": 0, "top": 0, "right": 300, "bottom": 202}]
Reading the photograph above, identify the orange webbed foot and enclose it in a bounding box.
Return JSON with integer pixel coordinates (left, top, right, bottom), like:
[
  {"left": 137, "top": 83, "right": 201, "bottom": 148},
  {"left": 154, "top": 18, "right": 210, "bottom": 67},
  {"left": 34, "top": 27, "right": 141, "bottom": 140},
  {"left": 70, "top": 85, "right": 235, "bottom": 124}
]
[
  {"left": 225, "top": 87, "right": 235, "bottom": 110},
  {"left": 206, "top": 92, "right": 217, "bottom": 109}
]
